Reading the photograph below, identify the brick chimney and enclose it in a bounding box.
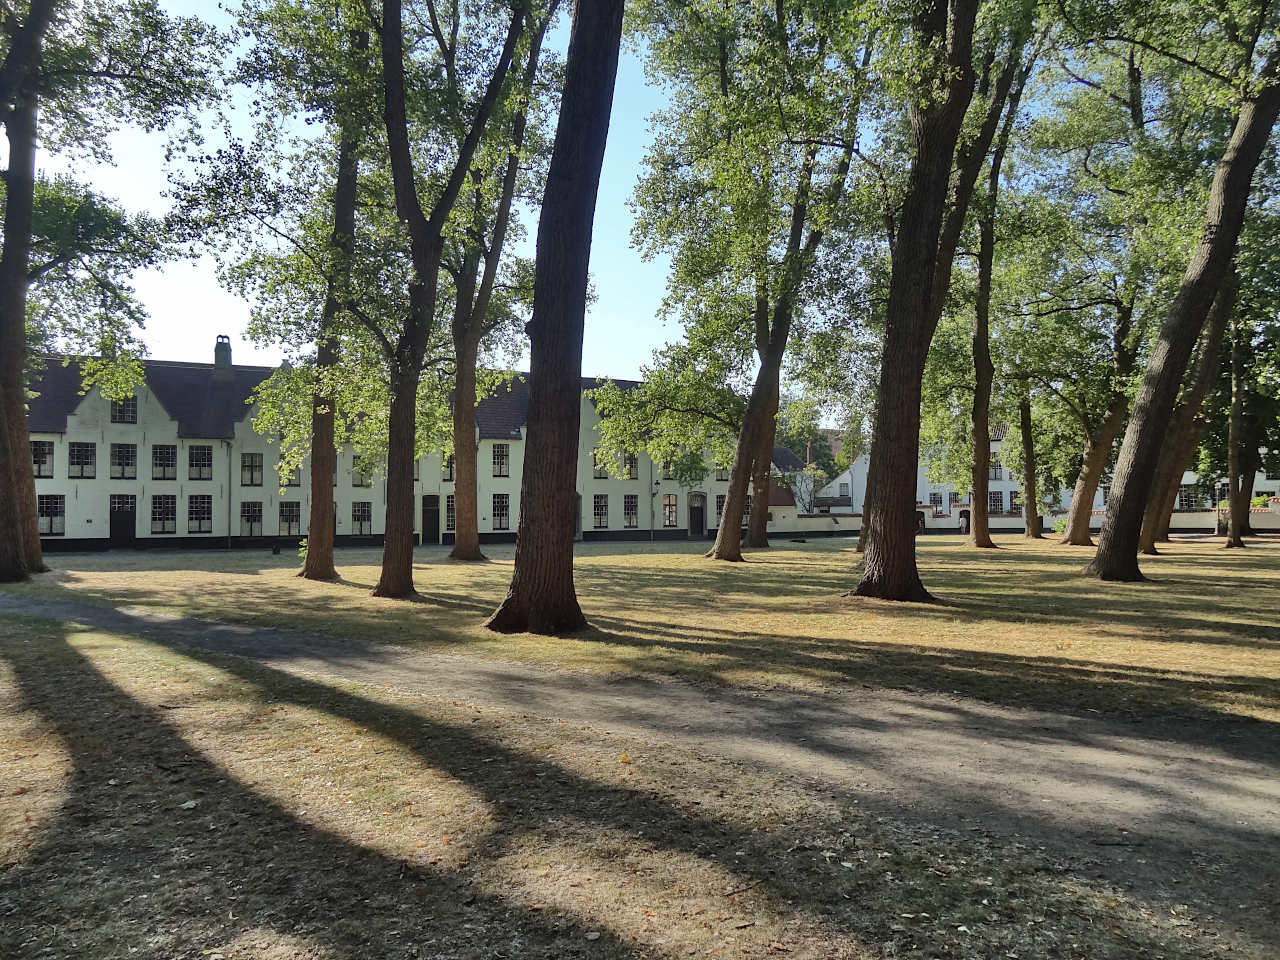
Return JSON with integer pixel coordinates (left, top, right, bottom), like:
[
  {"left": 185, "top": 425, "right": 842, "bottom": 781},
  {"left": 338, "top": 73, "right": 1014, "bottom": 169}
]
[{"left": 214, "top": 335, "right": 232, "bottom": 381}]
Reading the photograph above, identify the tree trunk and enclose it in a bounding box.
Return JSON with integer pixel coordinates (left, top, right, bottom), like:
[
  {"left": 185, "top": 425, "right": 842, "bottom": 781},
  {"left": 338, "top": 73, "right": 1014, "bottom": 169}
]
[
  {"left": 746, "top": 380, "right": 778, "bottom": 549},
  {"left": 1086, "top": 69, "right": 1280, "bottom": 580},
  {"left": 854, "top": 0, "right": 980, "bottom": 601},
  {"left": 486, "top": 0, "right": 623, "bottom": 635},
  {"left": 1239, "top": 452, "right": 1257, "bottom": 536},
  {"left": 0, "top": 402, "right": 28, "bottom": 581},
  {"left": 1058, "top": 410, "right": 1124, "bottom": 546},
  {"left": 0, "top": 93, "right": 44, "bottom": 575},
  {"left": 373, "top": 363, "right": 421, "bottom": 596},
  {"left": 450, "top": 333, "right": 485, "bottom": 561},
  {"left": 300, "top": 132, "right": 359, "bottom": 581},
  {"left": 1225, "top": 317, "right": 1245, "bottom": 547},
  {"left": 969, "top": 214, "right": 996, "bottom": 548},
  {"left": 1019, "top": 395, "right": 1042, "bottom": 538},
  {"left": 1139, "top": 277, "right": 1232, "bottom": 553}
]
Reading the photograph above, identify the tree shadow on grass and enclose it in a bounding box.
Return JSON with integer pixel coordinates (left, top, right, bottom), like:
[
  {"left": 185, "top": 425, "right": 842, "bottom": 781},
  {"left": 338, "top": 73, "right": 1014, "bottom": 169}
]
[{"left": 3, "top": 623, "right": 1274, "bottom": 959}]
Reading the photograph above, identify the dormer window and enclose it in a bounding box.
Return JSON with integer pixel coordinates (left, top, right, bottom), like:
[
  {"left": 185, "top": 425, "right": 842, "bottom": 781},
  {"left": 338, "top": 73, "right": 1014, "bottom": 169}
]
[{"left": 110, "top": 396, "right": 137, "bottom": 423}]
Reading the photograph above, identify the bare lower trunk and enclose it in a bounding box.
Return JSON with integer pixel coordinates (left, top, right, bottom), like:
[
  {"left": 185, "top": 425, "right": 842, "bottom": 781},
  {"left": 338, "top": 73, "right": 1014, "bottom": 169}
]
[
  {"left": 0, "top": 406, "right": 28, "bottom": 581},
  {"left": 1087, "top": 66, "right": 1280, "bottom": 581},
  {"left": 1059, "top": 423, "right": 1119, "bottom": 546},
  {"left": 1240, "top": 466, "right": 1256, "bottom": 535},
  {"left": 1225, "top": 318, "right": 1245, "bottom": 547},
  {"left": 300, "top": 333, "right": 338, "bottom": 580},
  {"left": 746, "top": 383, "right": 778, "bottom": 549},
  {"left": 373, "top": 368, "right": 420, "bottom": 597},
  {"left": 969, "top": 217, "right": 996, "bottom": 548},
  {"left": 1019, "top": 396, "right": 1042, "bottom": 538},
  {"left": 300, "top": 130, "right": 359, "bottom": 581},
  {"left": 450, "top": 339, "right": 485, "bottom": 561},
  {"left": 1139, "top": 280, "right": 1232, "bottom": 553},
  {"left": 486, "top": 0, "right": 623, "bottom": 634},
  {"left": 0, "top": 95, "right": 44, "bottom": 574},
  {"left": 708, "top": 355, "right": 779, "bottom": 561}
]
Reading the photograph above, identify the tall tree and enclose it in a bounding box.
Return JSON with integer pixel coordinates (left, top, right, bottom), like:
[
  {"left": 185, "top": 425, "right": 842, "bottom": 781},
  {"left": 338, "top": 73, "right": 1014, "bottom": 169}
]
[
  {"left": 0, "top": 0, "right": 217, "bottom": 582},
  {"left": 1085, "top": 13, "right": 1280, "bottom": 579},
  {"left": 447, "top": 4, "right": 557, "bottom": 562},
  {"left": 376, "top": 0, "right": 526, "bottom": 597},
  {"left": 485, "top": 0, "right": 624, "bottom": 635}
]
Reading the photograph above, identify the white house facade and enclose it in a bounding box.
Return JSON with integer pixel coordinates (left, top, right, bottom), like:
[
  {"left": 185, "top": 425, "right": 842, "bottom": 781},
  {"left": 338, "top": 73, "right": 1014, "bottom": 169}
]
[{"left": 25, "top": 338, "right": 833, "bottom": 551}]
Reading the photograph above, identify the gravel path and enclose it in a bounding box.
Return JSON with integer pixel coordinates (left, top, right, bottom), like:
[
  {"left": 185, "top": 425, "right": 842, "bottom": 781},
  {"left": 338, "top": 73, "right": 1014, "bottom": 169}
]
[{"left": 4, "top": 591, "right": 1276, "bottom": 863}]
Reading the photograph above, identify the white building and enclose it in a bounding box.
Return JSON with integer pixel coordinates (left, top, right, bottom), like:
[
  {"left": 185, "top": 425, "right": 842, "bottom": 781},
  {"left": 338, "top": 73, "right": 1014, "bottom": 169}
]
[{"left": 25, "top": 338, "right": 830, "bottom": 551}]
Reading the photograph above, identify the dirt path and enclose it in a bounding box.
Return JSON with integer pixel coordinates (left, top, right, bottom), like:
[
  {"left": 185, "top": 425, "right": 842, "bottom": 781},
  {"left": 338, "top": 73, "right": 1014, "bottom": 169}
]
[{"left": 4, "top": 590, "right": 1277, "bottom": 874}]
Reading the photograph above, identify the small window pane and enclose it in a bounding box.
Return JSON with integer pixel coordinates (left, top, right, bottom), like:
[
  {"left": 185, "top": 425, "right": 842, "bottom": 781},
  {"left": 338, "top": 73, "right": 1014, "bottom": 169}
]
[
  {"left": 352, "top": 501, "right": 373, "bottom": 535},
  {"left": 280, "top": 501, "right": 301, "bottom": 536},
  {"left": 593, "top": 493, "right": 608, "bottom": 528},
  {"left": 240, "top": 501, "right": 263, "bottom": 536},
  {"left": 189, "top": 495, "right": 213, "bottom": 533},
  {"left": 492, "top": 493, "right": 510, "bottom": 530},
  {"left": 110, "top": 396, "right": 137, "bottom": 423},
  {"left": 110, "top": 443, "right": 137, "bottom": 479},
  {"left": 663, "top": 493, "right": 677, "bottom": 527},
  {"left": 189, "top": 445, "right": 213, "bottom": 480},
  {"left": 241, "top": 452, "right": 263, "bottom": 487},
  {"left": 152, "top": 444, "right": 177, "bottom": 480},
  {"left": 445, "top": 494, "right": 456, "bottom": 531},
  {"left": 624, "top": 494, "right": 638, "bottom": 528},
  {"left": 31, "top": 440, "right": 54, "bottom": 478},
  {"left": 492, "top": 444, "right": 509, "bottom": 478},
  {"left": 38, "top": 495, "right": 65, "bottom": 535},
  {"left": 69, "top": 442, "right": 96, "bottom": 479},
  {"left": 151, "top": 495, "right": 176, "bottom": 534}
]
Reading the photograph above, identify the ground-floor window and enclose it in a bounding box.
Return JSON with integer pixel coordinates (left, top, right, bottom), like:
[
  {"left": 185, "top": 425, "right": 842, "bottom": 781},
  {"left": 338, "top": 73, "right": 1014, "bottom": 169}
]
[
  {"left": 151, "top": 495, "right": 176, "bottom": 534},
  {"left": 492, "top": 493, "right": 510, "bottom": 530},
  {"left": 929, "top": 492, "right": 943, "bottom": 508},
  {"left": 189, "top": 495, "right": 212, "bottom": 533},
  {"left": 352, "top": 501, "right": 372, "bottom": 535},
  {"left": 1010, "top": 490, "right": 1021, "bottom": 514},
  {"left": 715, "top": 494, "right": 725, "bottom": 522},
  {"left": 37, "top": 494, "right": 64, "bottom": 536},
  {"left": 742, "top": 495, "right": 751, "bottom": 526},
  {"left": 988, "top": 491, "right": 1003, "bottom": 514},
  {"left": 663, "top": 493, "right": 677, "bottom": 528},
  {"left": 950, "top": 491, "right": 961, "bottom": 505},
  {"left": 280, "top": 501, "right": 301, "bottom": 536},
  {"left": 240, "top": 501, "right": 263, "bottom": 536},
  {"left": 593, "top": 493, "right": 608, "bottom": 529},
  {"left": 1177, "top": 485, "right": 1203, "bottom": 511},
  {"left": 624, "top": 494, "right": 638, "bottom": 528},
  {"left": 445, "top": 494, "right": 456, "bottom": 531}
]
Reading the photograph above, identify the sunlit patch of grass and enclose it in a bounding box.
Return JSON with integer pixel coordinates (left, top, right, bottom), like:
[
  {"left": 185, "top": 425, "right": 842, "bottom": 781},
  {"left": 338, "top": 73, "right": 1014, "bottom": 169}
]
[{"left": 4, "top": 535, "right": 1280, "bottom": 720}]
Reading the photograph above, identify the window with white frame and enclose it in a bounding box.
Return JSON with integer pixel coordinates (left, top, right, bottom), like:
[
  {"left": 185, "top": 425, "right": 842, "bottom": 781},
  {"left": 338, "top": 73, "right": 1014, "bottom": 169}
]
[
  {"left": 624, "top": 494, "right": 638, "bottom": 528},
  {"left": 593, "top": 494, "right": 608, "bottom": 528},
  {"left": 623, "top": 453, "right": 638, "bottom": 479},
  {"left": 1177, "top": 484, "right": 1202, "bottom": 511},
  {"left": 110, "top": 443, "right": 137, "bottom": 479},
  {"left": 715, "top": 494, "right": 725, "bottom": 521},
  {"left": 109, "top": 493, "right": 135, "bottom": 513},
  {"left": 68, "top": 442, "right": 96, "bottom": 478},
  {"left": 593, "top": 450, "right": 608, "bottom": 479},
  {"left": 189, "top": 495, "right": 213, "bottom": 533},
  {"left": 189, "top": 445, "right": 213, "bottom": 480},
  {"left": 241, "top": 452, "right": 263, "bottom": 486},
  {"left": 742, "top": 495, "right": 751, "bottom": 524},
  {"left": 492, "top": 443, "right": 509, "bottom": 477},
  {"left": 663, "top": 493, "right": 678, "bottom": 527},
  {"left": 492, "top": 493, "right": 510, "bottom": 530},
  {"left": 839, "top": 482, "right": 849, "bottom": 497},
  {"left": 151, "top": 495, "right": 176, "bottom": 534},
  {"left": 240, "top": 501, "right": 263, "bottom": 536},
  {"left": 152, "top": 444, "right": 176, "bottom": 480},
  {"left": 715, "top": 465, "right": 729, "bottom": 481},
  {"left": 31, "top": 440, "right": 53, "bottom": 478},
  {"left": 949, "top": 491, "right": 961, "bottom": 505},
  {"left": 1010, "top": 490, "right": 1022, "bottom": 514},
  {"left": 37, "top": 495, "right": 64, "bottom": 535},
  {"left": 929, "top": 492, "right": 943, "bottom": 508},
  {"left": 988, "top": 490, "right": 1004, "bottom": 514},
  {"left": 280, "top": 501, "right": 301, "bottom": 536},
  {"left": 445, "top": 494, "right": 456, "bottom": 531},
  {"left": 110, "top": 396, "right": 137, "bottom": 423},
  {"left": 352, "top": 501, "right": 373, "bottom": 534},
  {"left": 990, "top": 463, "right": 1003, "bottom": 481}
]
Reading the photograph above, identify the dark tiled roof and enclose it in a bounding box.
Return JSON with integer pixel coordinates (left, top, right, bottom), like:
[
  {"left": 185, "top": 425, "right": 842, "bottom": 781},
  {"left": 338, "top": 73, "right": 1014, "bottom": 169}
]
[
  {"left": 476, "top": 374, "right": 641, "bottom": 440},
  {"left": 27, "top": 356, "right": 272, "bottom": 439},
  {"left": 771, "top": 445, "right": 806, "bottom": 472},
  {"left": 991, "top": 423, "right": 1008, "bottom": 442},
  {"left": 815, "top": 495, "right": 852, "bottom": 508}
]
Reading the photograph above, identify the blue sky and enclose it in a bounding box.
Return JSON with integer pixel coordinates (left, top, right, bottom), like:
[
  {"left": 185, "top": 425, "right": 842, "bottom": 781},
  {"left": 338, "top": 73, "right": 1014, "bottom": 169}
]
[{"left": 43, "top": 4, "right": 674, "bottom": 381}]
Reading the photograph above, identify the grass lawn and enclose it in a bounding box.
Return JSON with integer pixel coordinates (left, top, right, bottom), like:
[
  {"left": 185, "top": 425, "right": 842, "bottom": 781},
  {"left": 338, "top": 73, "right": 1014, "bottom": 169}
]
[
  {"left": 4, "top": 614, "right": 1273, "bottom": 959},
  {"left": 4, "top": 534, "right": 1279, "bottom": 722}
]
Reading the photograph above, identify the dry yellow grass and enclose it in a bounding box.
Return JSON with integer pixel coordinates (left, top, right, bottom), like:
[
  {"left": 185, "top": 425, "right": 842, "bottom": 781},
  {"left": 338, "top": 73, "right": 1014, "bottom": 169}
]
[
  {"left": 6, "top": 535, "right": 1279, "bottom": 721},
  {"left": 4, "top": 617, "right": 1268, "bottom": 959}
]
